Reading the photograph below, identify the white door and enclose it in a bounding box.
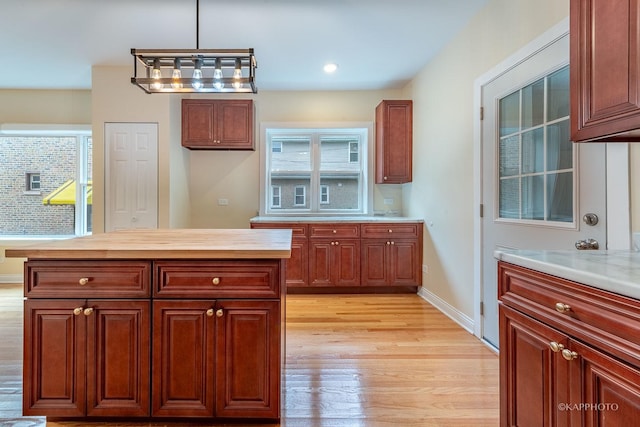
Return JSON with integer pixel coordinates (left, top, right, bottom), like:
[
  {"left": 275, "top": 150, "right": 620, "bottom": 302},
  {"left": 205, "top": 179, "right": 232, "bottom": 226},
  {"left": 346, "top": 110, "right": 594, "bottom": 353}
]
[
  {"left": 480, "top": 33, "right": 607, "bottom": 348},
  {"left": 105, "top": 123, "right": 158, "bottom": 231}
]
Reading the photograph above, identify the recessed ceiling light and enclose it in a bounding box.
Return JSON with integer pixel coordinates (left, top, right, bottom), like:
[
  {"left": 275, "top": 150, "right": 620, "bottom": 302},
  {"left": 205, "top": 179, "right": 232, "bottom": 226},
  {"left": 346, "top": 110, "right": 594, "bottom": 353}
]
[{"left": 323, "top": 63, "right": 338, "bottom": 73}]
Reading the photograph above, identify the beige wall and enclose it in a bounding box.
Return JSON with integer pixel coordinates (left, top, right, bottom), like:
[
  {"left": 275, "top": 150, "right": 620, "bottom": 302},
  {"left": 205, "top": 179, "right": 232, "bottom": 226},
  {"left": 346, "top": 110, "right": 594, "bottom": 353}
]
[{"left": 404, "top": 0, "right": 569, "bottom": 317}]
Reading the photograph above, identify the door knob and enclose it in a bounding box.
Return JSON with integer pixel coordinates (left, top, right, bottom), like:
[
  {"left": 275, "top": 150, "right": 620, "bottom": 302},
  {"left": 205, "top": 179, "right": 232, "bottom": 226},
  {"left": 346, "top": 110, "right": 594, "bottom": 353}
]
[
  {"left": 582, "top": 213, "right": 599, "bottom": 226},
  {"left": 575, "top": 238, "right": 599, "bottom": 250}
]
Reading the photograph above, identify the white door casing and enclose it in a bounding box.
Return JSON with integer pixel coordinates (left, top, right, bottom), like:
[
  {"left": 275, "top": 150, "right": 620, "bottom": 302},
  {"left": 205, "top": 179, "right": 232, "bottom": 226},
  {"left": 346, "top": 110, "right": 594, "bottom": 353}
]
[{"left": 105, "top": 123, "right": 158, "bottom": 231}]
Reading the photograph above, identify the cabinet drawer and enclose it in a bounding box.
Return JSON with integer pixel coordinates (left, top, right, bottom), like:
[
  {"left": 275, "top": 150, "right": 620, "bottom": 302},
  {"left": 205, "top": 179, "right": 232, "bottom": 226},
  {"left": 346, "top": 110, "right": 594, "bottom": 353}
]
[
  {"left": 154, "top": 260, "right": 281, "bottom": 298},
  {"left": 309, "top": 224, "right": 360, "bottom": 238},
  {"left": 25, "top": 260, "right": 151, "bottom": 298},
  {"left": 251, "top": 222, "right": 308, "bottom": 237},
  {"left": 498, "top": 262, "right": 640, "bottom": 366},
  {"left": 361, "top": 223, "right": 420, "bottom": 239}
]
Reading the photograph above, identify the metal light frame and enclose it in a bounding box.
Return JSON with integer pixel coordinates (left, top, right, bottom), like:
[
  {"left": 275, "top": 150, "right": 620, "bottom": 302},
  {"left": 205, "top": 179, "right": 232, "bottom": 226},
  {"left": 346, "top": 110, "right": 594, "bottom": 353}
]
[{"left": 130, "top": 0, "right": 257, "bottom": 94}]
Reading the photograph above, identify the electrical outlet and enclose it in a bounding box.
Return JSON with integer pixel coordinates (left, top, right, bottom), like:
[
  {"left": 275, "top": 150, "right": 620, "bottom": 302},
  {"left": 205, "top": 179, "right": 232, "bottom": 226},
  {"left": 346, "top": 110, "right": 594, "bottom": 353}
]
[
  {"left": 383, "top": 198, "right": 394, "bottom": 205},
  {"left": 218, "top": 198, "right": 229, "bottom": 206},
  {"left": 422, "top": 264, "right": 428, "bottom": 273}
]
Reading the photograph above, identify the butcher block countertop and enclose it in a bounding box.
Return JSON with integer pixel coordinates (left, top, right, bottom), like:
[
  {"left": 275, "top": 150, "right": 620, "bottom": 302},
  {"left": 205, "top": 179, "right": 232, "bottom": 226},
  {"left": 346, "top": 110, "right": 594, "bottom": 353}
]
[{"left": 4, "top": 228, "right": 293, "bottom": 259}]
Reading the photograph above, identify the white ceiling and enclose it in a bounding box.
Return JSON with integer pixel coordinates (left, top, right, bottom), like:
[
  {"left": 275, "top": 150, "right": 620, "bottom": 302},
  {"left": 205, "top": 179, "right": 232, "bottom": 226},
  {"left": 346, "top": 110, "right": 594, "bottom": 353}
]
[{"left": 0, "top": 0, "right": 489, "bottom": 91}]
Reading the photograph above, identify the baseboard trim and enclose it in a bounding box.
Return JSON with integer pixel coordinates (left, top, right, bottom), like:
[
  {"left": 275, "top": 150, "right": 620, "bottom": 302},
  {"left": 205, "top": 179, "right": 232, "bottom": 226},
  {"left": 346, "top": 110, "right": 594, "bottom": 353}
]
[
  {"left": 0, "top": 274, "right": 23, "bottom": 284},
  {"left": 417, "top": 286, "right": 474, "bottom": 334}
]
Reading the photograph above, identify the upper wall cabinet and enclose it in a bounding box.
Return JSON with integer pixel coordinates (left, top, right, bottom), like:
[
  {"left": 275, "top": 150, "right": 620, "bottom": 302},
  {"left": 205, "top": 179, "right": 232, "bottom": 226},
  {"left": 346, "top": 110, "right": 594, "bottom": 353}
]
[
  {"left": 182, "top": 99, "right": 255, "bottom": 150},
  {"left": 375, "top": 100, "right": 413, "bottom": 183},
  {"left": 571, "top": 0, "right": 640, "bottom": 142}
]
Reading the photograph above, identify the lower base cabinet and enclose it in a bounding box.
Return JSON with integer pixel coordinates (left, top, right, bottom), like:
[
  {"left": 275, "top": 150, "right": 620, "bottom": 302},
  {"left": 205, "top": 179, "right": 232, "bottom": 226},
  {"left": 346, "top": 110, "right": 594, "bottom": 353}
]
[
  {"left": 23, "top": 299, "right": 150, "bottom": 417},
  {"left": 153, "top": 300, "right": 280, "bottom": 419},
  {"left": 499, "top": 261, "right": 640, "bottom": 426}
]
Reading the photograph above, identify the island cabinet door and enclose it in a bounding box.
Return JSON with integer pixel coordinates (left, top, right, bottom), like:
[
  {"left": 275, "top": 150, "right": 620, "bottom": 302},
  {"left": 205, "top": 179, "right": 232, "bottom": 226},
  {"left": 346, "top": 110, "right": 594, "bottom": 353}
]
[
  {"left": 23, "top": 299, "right": 87, "bottom": 417},
  {"left": 85, "top": 300, "right": 150, "bottom": 417},
  {"left": 215, "top": 300, "right": 280, "bottom": 419},
  {"left": 152, "top": 300, "right": 216, "bottom": 417}
]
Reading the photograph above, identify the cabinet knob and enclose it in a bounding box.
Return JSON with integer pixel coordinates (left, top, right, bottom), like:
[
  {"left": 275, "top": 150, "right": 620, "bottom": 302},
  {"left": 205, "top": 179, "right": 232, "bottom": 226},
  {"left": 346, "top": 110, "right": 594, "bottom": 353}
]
[
  {"left": 216, "top": 309, "right": 224, "bottom": 318},
  {"left": 212, "top": 277, "right": 220, "bottom": 285},
  {"left": 549, "top": 341, "right": 564, "bottom": 353},
  {"left": 561, "top": 349, "right": 578, "bottom": 361},
  {"left": 384, "top": 176, "right": 388, "bottom": 180},
  {"left": 73, "top": 307, "right": 84, "bottom": 316},
  {"left": 78, "top": 277, "right": 89, "bottom": 286},
  {"left": 83, "top": 307, "right": 94, "bottom": 316},
  {"left": 386, "top": 241, "right": 391, "bottom": 245},
  {"left": 555, "top": 302, "right": 571, "bottom": 313},
  {"left": 388, "top": 229, "right": 393, "bottom": 233},
  {"left": 332, "top": 229, "right": 337, "bottom": 233},
  {"left": 206, "top": 308, "right": 214, "bottom": 317},
  {"left": 390, "top": 241, "right": 395, "bottom": 245},
  {"left": 335, "top": 241, "right": 339, "bottom": 245}
]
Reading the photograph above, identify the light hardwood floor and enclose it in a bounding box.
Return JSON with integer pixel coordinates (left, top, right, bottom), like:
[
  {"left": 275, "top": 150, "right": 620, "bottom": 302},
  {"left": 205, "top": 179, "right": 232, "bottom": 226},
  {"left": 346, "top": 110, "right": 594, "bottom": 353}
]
[{"left": 0, "top": 283, "right": 499, "bottom": 426}]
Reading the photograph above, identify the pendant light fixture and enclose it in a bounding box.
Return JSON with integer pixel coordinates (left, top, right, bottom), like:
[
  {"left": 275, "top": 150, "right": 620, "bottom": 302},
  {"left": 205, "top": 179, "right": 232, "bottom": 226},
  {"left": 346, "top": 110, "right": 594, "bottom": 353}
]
[{"left": 131, "top": 0, "right": 257, "bottom": 94}]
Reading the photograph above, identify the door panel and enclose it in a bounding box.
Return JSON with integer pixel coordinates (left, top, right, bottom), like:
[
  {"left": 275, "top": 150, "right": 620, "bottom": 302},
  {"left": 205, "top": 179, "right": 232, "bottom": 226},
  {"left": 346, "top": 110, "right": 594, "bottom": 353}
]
[{"left": 481, "top": 33, "right": 607, "bottom": 348}]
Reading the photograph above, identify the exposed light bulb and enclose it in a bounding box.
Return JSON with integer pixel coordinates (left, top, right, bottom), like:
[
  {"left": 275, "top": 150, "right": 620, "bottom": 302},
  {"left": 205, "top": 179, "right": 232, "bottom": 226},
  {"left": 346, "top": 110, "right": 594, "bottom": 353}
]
[
  {"left": 151, "top": 59, "right": 163, "bottom": 90},
  {"left": 232, "top": 58, "right": 242, "bottom": 89},
  {"left": 213, "top": 58, "right": 224, "bottom": 90},
  {"left": 192, "top": 59, "right": 203, "bottom": 90},
  {"left": 171, "top": 59, "right": 183, "bottom": 89}
]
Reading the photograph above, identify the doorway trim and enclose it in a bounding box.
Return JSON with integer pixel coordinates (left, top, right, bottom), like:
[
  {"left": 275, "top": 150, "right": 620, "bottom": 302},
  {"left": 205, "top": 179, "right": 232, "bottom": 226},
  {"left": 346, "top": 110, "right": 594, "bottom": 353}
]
[{"left": 472, "top": 17, "right": 630, "bottom": 346}]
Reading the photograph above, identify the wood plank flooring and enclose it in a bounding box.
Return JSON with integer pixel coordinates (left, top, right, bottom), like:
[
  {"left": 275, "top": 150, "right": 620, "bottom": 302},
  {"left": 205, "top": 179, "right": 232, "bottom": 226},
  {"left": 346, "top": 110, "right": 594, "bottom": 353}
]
[{"left": 0, "top": 284, "right": 499, "bottom": 426}]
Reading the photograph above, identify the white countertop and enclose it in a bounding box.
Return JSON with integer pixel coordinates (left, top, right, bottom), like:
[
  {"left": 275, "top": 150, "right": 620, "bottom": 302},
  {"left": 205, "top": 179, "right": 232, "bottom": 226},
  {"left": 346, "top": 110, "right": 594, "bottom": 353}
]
[
  {"left": 250, "top": 216, "right": 424, "bottom": 223},
  {"left": 494, "top": 249, "right": 640, "bottom": 301}
]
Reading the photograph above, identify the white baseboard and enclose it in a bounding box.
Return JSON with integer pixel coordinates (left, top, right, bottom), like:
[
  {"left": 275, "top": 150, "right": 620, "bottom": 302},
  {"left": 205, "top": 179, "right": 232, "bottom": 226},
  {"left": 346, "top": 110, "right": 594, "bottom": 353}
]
[
  {"left": 0, "top": 274, "right": 23, "bottom": 284},
  {"left": 417, "top": 287, "right": 474, "bottom": 334}
]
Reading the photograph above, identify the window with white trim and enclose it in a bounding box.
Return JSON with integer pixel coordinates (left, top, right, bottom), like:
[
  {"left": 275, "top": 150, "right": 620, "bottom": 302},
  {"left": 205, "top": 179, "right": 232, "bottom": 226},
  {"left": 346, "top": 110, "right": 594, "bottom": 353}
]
[
  {"left": 271, "top": 185, "right": 281, "bottom": 208},
  {"left": 26, "top": 173, "right": 41, "bottom": 192},
  {"left": 264, "top": 127, "right": 368, "bottom": 214}
]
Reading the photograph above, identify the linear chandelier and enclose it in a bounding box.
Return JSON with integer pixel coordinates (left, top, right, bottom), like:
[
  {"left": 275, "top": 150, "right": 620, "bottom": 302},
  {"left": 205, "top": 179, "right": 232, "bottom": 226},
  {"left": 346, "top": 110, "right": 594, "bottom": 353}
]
[{"left": 130, "top": 0, "right": 257, "bottom": 94}]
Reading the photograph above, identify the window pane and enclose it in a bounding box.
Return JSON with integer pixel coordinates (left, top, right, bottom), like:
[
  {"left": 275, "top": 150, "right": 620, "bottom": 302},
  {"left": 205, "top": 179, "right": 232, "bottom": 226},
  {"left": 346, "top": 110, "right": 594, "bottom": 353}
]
[
  {"left": 320, "top": 138, "right": 360, "bottom": 172},
  {"left": 522, "top": 78, "right": 544, "bottom": 129},
  {"left": 499, "top": 91, "right": 519, "bottom": 137},
  {"left": 521, "top": 128, "right": 544, "bottom": 174},
  {"left": 499, "top": 178, "right": 519, "bottom": 219},
  {"left": 499, "top": 135, "right": 519, "bottom": 177},
  {"left": 521, "top": 175, "right": 544, "bottom": 220},
  {"left": 547, "top": 119, "right": 572, "bottom": 171},
  {"left": 319, "top": 176, "right": 360, "bottom": 210},
  {"left": 270, "top": 138, "right": 311, "bottom": 172},
  {"left": 547, "top": 66, "right": 569, "bottom": 121},
  {"left": 547, "top": 172, "right": 573, "bottom": 222}
]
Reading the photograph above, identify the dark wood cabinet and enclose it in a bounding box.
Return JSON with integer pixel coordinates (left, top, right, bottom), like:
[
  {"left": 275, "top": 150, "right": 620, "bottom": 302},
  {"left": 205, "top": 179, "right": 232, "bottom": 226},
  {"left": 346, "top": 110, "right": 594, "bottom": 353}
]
[
  {"left": 570, "top": 0, "right": 640, "bottom": 142},
  {"left": 23, "top": 299, "right": 150, "bottom": 417},
  {"left": 360, "top": 223, "right": 422, "bottom": 287},
  {"left": 215, "top": 300, "right": 280, "bottom": 419},
  {"left": 251, "top": 220, "right": 423, "bottom": 292},
  {"left": 375, "top": 100, "right": 413, "bottom": 183},
  {"left": 309, "top": 224, "right": 360, "bottom": 287},
  {"left": 498, "top": 261, "right": 640, "bottom": 426},
  {"left": 182, "top": 99, "right": 254, "bottom": 150},
  {"left": 250, "top": 223, "right": 308, "bottom": 287}
]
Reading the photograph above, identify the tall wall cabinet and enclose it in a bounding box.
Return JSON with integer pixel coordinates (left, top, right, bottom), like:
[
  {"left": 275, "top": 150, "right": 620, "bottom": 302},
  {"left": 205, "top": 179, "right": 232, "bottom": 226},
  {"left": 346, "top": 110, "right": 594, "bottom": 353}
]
[
  {"left": 375, "top": 100, "right": 413, "bottom": 183},
  {"left": 571, "top": 0, "right": 640, "bottom": 142}
]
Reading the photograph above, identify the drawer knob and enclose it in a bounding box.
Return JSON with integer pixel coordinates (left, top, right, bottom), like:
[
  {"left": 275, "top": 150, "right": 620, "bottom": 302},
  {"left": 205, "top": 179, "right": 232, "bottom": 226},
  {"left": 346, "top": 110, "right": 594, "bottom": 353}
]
[
  {"left": 206, "top": 309, "right": 214, "bottom": 317},
  {"left": 388, "top": 229, "right": 393, "bottom": 233},
  {"left": 83, "top": 307, "right": 94, "bottom": 316},
  {"left": 212, "top": 277, "right": 220, "bottom": 285},
  {"left": 78, "top": 277, "right": 89, "bottom": 286},
  {"left": 216, "top": 309, "right": 224, "bottom": 318},
  {"left": 561, "top": 349, "right": 578, "bottom": 361},
  {"left": 73, "top": 307, "right": 84, "bottom": 316},
  {"left": 549, "top": 342, "right": 564, "bottom": 353},
  {"left": 332, "top": 229, "right": 337, "bottom": 233},
  {"left": 555, "top": 302, "right": 571, "bottom": 313}
]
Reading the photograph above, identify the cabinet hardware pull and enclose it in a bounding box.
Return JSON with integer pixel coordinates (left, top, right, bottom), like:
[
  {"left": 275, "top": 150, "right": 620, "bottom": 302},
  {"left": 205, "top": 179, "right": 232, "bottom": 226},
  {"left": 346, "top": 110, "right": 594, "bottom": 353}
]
[
  {"left": 206, "top": 309, "right": 214, "bottom": 317},
  {"left": 332, "top": 229, "right": 337, "bottom": 233},
  {"left": 216, "top": 309, "right": 223, "bottom": 318},
  {"left": 78, "top": 277, "right": 89, "bottom": 286},
  {"left": 549, "top": 341, "right": 564, "bottom": 352},
  {"left": 388, "top": 229, "right": 393, "bottom": 233},
  {"left": 212, "top": 277, "right": 220, "bottom": 285},
  {"left": 386, "top": 241, "right": 391, "bottom": 245},
  {"left": 83, "top": 307, "right": 94, "bottom": 316},
  {"left": 335, "top": 241, "right": 339, "bottom": 245},
  {"left": 555, "top": 302, "right": 571, "bottom": 313},
  {"left": 391, "top": 241, "right": 395, "bottom": 245},
  {"left": 561, "top": 349, "right": 578, "bottom": 361},
  {"left": 73, "top": 307, "right": 84, "bottom": 316}
]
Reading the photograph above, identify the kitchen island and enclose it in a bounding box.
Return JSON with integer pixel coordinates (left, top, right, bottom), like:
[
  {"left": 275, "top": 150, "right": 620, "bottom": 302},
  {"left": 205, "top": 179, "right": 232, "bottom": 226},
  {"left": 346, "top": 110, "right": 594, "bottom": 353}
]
[
  {"left": 494, "top": 249, "right": 640, "bottom": 426},
  {"left": 5, "top": 228, "right": 292, "bottom": 421}
]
